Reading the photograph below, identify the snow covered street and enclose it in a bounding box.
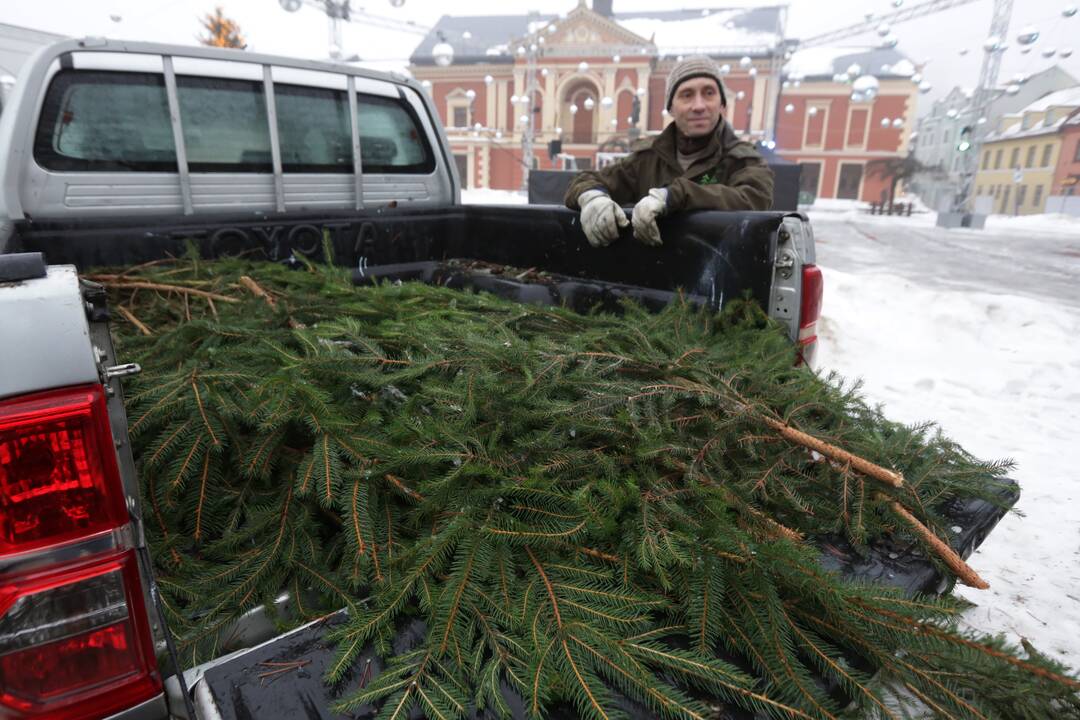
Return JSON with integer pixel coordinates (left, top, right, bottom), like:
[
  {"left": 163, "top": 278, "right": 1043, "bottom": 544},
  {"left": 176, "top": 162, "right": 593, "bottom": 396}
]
[{"left": 812, "top": 209, "right": 1080, "bottom": 670}]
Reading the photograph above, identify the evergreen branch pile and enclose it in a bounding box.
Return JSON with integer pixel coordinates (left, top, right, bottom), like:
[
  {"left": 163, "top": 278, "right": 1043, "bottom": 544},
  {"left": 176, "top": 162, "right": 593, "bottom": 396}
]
[{"left": 97, "top": 254, "right": 1080, "bottom": 719}]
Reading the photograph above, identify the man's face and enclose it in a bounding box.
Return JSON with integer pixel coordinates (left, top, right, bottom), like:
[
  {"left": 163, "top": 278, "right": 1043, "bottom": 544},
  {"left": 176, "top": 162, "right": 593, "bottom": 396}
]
[{"left": 670, "top": 76, "right": 724, "bottom": 138}]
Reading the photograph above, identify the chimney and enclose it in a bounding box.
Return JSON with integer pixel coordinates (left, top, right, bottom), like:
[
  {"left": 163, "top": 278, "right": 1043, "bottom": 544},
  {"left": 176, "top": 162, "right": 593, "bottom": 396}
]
[{"left": 593, "top": 0, "right": 614, "bottom": 18}]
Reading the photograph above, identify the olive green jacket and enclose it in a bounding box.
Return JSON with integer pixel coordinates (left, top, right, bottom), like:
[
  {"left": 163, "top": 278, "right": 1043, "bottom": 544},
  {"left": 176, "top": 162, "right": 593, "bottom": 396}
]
[{"left": 564, "top": 119, "right": 774, "bottom": 212}]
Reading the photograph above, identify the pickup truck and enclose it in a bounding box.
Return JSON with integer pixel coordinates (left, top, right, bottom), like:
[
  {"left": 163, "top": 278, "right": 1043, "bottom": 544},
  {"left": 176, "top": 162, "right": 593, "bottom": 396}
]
[{"left": 0, "top": 39, "right": 1009, "bottom": 720}]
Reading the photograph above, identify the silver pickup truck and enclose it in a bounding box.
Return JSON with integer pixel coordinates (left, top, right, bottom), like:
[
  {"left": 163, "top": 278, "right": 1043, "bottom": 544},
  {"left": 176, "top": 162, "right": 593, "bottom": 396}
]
[{"left": 0, "top": 39, "right": 834, "bottom": 720}]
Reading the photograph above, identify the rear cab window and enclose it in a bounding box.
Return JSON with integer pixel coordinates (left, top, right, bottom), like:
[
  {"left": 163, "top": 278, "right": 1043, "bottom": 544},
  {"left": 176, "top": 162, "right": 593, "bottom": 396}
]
[
  {"left": 33, "top": 67, "right": 436, "bottom": 176},
  {"left": 33, "top": 70, "right": 177, "bottom": 172}
]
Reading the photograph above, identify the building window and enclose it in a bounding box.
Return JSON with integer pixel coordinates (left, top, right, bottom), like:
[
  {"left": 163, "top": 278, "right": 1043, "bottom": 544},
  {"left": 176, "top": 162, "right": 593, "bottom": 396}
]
[
  {"left": 1016, "top": 184, "right": 1027, "bottom": 208},
  {"left": 994, "top": 148, "right": 1003, "bottom": 169},
  {"left": 1033, "top": 185, "right": 1043, "bottom": 208},
  {"left": 1042, "top": 144, "right": 1053, "bottom": 167},
  {"left": 804, "top": 103, "right": 828, "bottom": 148},
  {"left": 994, "top": 184, "right": 1001, "bottom": 198},
  {"left": 1009, "top": 147, "right": 1020, "bottom": 168},
  {"left": 847, "top": 108, "right": 868, "bottom": 147},
  {"left": 1075, "top": 141, "right": 1080, "bottom": 162},
  {"left": 976, "top": 185, "right": 983, "bottom": 195},
  {"left": 1025, "top": 145, "right": 1036, "bottom": 168},
  {"left": 836, "top": 163, "right": 863, "bottom": 200},
  {"left": 453, "top": 106, "right": 468, "bottom": 128},
  {"left": 981, "top": 151, "right": 990, "bottom": 170},
  {"left": 1001, "top": 185, "right": 1010, "bottom": 212},
  {"left": 798, "top": 161, "right": 822, "bottom": 203}
]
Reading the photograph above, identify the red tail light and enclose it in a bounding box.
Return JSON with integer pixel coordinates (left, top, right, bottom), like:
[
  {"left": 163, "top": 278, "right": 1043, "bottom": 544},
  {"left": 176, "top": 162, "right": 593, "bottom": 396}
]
[
  {"left": 797, "top": 265, "right": 823, "bottom": 367},
  {"left": 0, "top": 551, "right": 160, "bottom": 719},
  {"left": 0, "top": 386, "right": 128, "bottom": 556}
]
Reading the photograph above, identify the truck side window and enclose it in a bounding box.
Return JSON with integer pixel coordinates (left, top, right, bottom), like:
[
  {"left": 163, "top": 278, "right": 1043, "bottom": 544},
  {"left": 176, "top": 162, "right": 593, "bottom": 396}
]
[
  {"left": 175, "top": 75, "right": 272, "bottom": 173},
  {"left": 275, "top": 84, "right": 351, "bottom": 173},
  {"left": 356, "top": 93, "right": 435, "bottom": 174},
  {"left": 34, "top": 70, "right": 177, "bottom": 172}
]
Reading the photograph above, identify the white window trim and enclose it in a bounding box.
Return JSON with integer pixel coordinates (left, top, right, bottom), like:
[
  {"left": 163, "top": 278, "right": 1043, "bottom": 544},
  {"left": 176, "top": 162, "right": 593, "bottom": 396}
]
[
  {"left": 803, "top": 101, "right": 830, "bottom": 150},
  {"left": 845, "top": 104, "right": 870, "bottom": 150},
  {"left": 446, "top": 88, "right": 472, "bottom": 129}
]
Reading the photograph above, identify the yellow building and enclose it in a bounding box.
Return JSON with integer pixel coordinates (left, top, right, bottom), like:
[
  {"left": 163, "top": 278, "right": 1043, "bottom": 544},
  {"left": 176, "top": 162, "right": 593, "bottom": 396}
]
[{"left": 973, "top": 87, "right": 1080, "bottom": 215}]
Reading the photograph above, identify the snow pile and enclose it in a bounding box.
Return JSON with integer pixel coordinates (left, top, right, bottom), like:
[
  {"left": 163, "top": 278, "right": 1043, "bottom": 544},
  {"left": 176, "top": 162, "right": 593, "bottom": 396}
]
[
  {"left": 817, "top": 266, "right": 1080, "bottom": 667},
  {"left": 983, "top": 213, "right": 1080, "bottom": 235},
  {"left": 461, "top": 188, "right": 528, "bottom": 205}
]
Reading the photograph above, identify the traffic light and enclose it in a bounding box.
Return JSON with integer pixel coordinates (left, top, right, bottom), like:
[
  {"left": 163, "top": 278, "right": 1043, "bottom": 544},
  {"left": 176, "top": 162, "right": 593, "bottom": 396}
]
[{"left": 957, "top": 125, "right": 973, "bottom": 152}]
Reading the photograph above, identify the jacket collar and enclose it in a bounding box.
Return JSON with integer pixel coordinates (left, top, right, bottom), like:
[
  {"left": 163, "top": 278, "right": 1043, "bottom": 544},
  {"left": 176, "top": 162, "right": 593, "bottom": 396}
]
[{"left": 652, "top": 118, "right": 751, "bottom": 175}]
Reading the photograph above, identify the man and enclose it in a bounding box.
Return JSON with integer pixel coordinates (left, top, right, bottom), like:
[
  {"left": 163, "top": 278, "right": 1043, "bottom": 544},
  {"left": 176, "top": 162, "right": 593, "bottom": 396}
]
[{"left": 564, "top": 56, "right": 774, "bottom": 247}]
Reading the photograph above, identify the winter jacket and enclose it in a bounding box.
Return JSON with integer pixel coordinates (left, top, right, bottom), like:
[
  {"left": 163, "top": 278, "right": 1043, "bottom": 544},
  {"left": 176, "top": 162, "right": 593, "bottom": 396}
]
[{"left": 563, "top": 119, "right": 774, "bottom": 212}]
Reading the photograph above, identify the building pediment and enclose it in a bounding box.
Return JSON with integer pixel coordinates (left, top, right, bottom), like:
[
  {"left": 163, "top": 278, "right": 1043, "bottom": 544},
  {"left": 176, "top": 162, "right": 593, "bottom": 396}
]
[{"left": 519, "top": 5, "right": 653, "bottom": 56}]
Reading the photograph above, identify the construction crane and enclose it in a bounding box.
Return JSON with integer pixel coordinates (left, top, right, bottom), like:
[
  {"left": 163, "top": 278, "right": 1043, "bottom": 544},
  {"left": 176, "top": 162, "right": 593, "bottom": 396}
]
[
  {"left": 797, "top": 0, "right": 983, "bottom": 48},
  {"left": 278, "top": 0, "right": 429, "bottom": 60}
]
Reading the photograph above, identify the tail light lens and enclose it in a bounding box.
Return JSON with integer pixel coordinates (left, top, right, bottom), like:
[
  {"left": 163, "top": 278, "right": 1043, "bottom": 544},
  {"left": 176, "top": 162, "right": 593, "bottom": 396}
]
[
  {"left": 0, "top": 551, "right": 161, "bottom": 719},
  {"left": 797, "top": 264, "right": 823, "bottom": 368},
  {"left": 0, "top": 385, "right": 128, "bottom": 556}
]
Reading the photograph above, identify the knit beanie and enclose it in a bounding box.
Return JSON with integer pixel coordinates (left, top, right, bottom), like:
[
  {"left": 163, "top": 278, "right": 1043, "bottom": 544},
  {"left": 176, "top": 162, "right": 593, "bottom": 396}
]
[{"left": 665, "top": 55, "right": 727, "bottom": 110}]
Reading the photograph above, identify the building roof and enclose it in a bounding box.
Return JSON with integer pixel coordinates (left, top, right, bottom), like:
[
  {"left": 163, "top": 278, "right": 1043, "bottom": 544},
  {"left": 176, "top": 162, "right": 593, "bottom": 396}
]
[
  {"left": 783, "top": 45, "right": 916, "bottom": 81},
  {"left": 409, "top": 5, "right": 785, "bottom": 65},
  {"left": 1018, "top": 86, "right": 1080, "bottom": 113}
]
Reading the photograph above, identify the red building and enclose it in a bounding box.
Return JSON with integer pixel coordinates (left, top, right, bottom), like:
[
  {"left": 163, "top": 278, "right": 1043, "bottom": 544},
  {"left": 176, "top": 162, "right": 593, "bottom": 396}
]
[
  {"left": 410, "top": 1, "right": 920, "bottom": 201},
  {"left": 1051, "top": 108, "right": 1080, "bottom": 202},
  {"left": 777, "top": 47, "right": 921, "bottom": 202}
]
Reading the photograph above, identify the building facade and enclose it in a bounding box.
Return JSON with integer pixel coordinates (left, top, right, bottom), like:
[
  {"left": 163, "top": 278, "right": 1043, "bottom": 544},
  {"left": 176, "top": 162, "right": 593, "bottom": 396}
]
[
  {"left": 1049, "top": 113, "right": 1080, "bottom": 214},
  {"left": 973, "top": 87, "right": 1080, "bottom": 215},
  {"left": 409, "top": 2, "right": 919, "bottom": 200},
  {"left": 777, "top": 47, "right": 920, "bottom": 203},
  {"left": 410, "top": 2, "right": 787, "bottom": 192},
  {"left": 913, "top": 66, "right": 1078, "bottom": 212}
]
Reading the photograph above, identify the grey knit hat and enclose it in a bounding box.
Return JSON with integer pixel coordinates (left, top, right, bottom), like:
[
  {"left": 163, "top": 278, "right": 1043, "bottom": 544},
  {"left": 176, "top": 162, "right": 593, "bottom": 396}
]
[{"left": 665, "top": 55, "right": 727, "bottom": 110}]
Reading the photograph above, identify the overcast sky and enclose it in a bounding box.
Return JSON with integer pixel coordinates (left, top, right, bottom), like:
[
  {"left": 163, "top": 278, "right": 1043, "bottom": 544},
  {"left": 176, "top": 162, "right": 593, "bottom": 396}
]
[{"left": 4, "top": 0, "right": 1079, "bottom": 114}]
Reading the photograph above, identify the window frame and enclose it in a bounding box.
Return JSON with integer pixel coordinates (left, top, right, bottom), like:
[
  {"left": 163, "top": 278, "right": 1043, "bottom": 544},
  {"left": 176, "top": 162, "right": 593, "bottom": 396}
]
[{"left": 1041, "top": 143, "right": 1053, "bottom": 168}]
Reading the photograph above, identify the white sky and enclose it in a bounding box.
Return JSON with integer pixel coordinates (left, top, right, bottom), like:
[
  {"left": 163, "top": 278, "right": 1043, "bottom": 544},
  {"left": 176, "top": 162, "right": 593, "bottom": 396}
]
[{"left": 3, "top": 0, "right": 1080, "bottom": 114}]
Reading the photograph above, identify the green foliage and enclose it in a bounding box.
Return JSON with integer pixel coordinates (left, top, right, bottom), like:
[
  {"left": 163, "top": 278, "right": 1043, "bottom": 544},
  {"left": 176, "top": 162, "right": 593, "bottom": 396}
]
[{"left": 101, "top": 257, "right": 1080, "bottom": 718}]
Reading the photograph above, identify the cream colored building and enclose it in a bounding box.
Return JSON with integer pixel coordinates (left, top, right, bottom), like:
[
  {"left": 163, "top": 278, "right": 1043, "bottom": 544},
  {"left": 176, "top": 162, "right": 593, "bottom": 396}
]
[{"left": 973, "top": 87, "right": 1080, "bottom": 215}]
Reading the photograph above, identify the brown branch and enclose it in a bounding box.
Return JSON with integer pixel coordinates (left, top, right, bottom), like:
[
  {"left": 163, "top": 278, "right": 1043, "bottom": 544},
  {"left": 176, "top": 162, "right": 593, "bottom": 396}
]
[
  {"left": 89, "top": 278, "right": 240, "bottom": 303},
  {"left": 238, "top": 275, "right": 277, "bottom": 308},
  {"left": 115, "top": 305, "right": 152, "bottom": 336},
  {"left": 759, "top": 415, "right": 904, "bottom": 488},
  {"left": 886, "top": 499, "right": 988, "bottom": 589}
]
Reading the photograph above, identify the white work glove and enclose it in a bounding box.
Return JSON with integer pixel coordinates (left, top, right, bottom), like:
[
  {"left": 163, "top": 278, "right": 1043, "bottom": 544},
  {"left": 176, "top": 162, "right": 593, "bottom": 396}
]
[
  {"left": 578, "top": 189, "right": 629, "bottom": 247},
  {"left": 631, "top": 188, "right": 669, "bottom": 247}
]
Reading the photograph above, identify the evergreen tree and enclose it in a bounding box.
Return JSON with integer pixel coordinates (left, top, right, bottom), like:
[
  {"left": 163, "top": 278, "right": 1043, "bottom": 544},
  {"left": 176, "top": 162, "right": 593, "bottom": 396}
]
[
  {"left": 92, "top": 256, "right": 1080, "bottom": 719},
  {"left": 199, "top": 6, "right": 246, "bottom": 49}
]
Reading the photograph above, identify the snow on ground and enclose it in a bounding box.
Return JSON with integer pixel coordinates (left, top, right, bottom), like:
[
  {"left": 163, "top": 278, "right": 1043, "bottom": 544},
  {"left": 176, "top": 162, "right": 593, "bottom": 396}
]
[
  {"left": 814, "top": 219, "right": 1080, "bottom": 669},
  {"left": 461, "top": 189, "right": 528, "bottom": 205}
]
